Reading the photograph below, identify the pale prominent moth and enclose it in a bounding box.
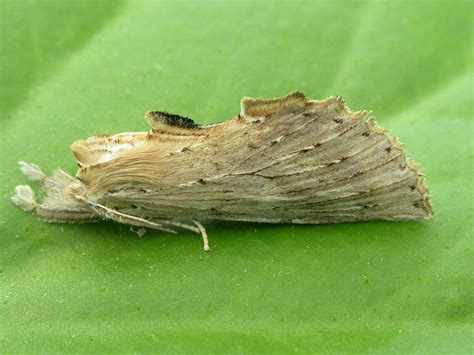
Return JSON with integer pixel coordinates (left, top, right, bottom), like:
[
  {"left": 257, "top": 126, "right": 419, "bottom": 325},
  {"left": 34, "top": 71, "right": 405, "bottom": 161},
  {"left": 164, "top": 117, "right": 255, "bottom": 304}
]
[{"left": 12, "top": 92, "right": 433, "bottom": 250}]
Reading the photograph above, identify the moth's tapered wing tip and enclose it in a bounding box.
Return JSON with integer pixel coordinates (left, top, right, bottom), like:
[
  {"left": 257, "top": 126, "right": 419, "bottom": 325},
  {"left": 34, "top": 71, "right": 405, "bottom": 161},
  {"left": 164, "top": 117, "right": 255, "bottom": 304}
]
[{"left": 412, "top": 166, "right": 434, "bottom": 219}]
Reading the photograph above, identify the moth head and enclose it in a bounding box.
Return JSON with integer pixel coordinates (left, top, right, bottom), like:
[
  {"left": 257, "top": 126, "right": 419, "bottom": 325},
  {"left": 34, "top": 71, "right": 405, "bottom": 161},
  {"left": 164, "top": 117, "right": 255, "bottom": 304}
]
[
  {"left": 38, "top": 170, "right": 99, "bottom": 222},
  {"left": 12, "top": 169, "right": 99, "bottom": 223}
]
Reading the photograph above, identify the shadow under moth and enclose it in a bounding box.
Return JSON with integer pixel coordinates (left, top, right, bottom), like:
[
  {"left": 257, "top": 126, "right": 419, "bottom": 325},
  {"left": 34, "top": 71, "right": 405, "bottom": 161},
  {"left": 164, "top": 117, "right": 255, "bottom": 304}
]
[{"left": 12, "top": 92, "right": 433, "bottom": 251}]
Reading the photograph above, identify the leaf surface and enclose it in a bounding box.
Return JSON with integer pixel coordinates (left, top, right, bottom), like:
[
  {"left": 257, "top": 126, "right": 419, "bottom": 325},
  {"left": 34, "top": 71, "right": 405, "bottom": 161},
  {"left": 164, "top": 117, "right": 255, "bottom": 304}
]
[{"left": 0, "top": 0, "right": 472, "bottom": 352}]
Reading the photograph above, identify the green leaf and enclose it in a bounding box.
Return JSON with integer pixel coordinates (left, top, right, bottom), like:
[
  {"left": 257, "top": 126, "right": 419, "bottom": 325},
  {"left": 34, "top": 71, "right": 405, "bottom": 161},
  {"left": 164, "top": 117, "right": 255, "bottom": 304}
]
[{"left": 1, "top": 0, "right": 472, "bottom": 352}]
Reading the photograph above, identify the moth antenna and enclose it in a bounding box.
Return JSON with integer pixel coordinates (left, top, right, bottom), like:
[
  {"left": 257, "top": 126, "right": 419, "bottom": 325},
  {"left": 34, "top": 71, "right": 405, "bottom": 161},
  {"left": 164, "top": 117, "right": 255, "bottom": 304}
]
[
  {"left": 11, "top": 185, "right": 37, "bottom": 212},
  {"left": 18, "top": 161, "right": 47, "bottom": 182},
  {"left": 192, "top": 219, "right": 210, "bottom": 251}
]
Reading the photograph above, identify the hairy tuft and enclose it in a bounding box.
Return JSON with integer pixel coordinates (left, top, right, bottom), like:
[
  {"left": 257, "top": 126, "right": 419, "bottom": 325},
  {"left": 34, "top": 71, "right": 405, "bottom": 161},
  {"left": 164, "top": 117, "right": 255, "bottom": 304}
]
[
  {"left": 19, "top": 161, "right": 47, "bottom": 182},
  {"left": 11, "top": 185, "right": 37, "bottom": 212}
]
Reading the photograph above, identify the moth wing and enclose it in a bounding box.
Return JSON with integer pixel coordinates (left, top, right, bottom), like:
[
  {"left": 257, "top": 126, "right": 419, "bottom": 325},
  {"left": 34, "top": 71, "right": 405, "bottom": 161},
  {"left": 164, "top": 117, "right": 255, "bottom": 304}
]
[
  {"left": 240, "top": 93, "right": 430, "bottom": 221},
  {"left": 130, "top": 92, "right": 431, "bottom": 223},
  {"left": 82, "top": 92, "right": 431, "bottom": 224}
]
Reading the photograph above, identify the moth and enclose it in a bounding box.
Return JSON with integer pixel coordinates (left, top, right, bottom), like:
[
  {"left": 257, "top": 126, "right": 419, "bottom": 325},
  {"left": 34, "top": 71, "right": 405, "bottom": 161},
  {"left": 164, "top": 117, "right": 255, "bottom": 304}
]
[{"left": 12, "top": 92, "right": 433, "bottom": 250}]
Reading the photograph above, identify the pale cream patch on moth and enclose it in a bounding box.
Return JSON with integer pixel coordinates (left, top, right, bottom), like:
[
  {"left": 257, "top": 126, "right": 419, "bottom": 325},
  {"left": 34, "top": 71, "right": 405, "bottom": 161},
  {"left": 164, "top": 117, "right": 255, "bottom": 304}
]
[
  {"left": 12, "top": 92, "right": 433, "bottom": 251},
  {"left": 19, "top": 161, "right": 47, "bottom": 182},
  {"left": 12, "top": 185, "right": 37, "bottom": 211}
]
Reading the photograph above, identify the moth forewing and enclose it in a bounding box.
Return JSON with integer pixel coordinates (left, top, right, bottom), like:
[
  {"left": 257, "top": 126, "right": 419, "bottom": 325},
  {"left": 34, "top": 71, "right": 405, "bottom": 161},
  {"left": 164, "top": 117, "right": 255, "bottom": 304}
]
[{"left": 12, "top": 92, "right": 432, "bottom": 251}]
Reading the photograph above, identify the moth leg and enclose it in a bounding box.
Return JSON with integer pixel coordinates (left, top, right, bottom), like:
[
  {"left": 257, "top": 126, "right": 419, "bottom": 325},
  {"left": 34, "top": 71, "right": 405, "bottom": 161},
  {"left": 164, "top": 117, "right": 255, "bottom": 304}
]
[
  {"left": 76, "top": 197, "right": 177, "bottom": 234},
  {"left": 155, "top": 220, "right": 200, "bottom": 234},
  {"left": 76, "top": 196, "right": 210, "bottom": 250},
  {"left": 192, "top": 220, "right": 210, "bottom": 251},
  {"left": 153, "top": 219, "right": 210, "bottom": 252}
]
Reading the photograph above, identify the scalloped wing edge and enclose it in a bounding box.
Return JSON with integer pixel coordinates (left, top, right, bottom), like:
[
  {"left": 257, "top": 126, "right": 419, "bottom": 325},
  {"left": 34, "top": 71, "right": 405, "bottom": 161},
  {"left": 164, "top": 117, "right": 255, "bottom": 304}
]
[{"left": 240, "top": 91, "right": 433, "bottom": 218}]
